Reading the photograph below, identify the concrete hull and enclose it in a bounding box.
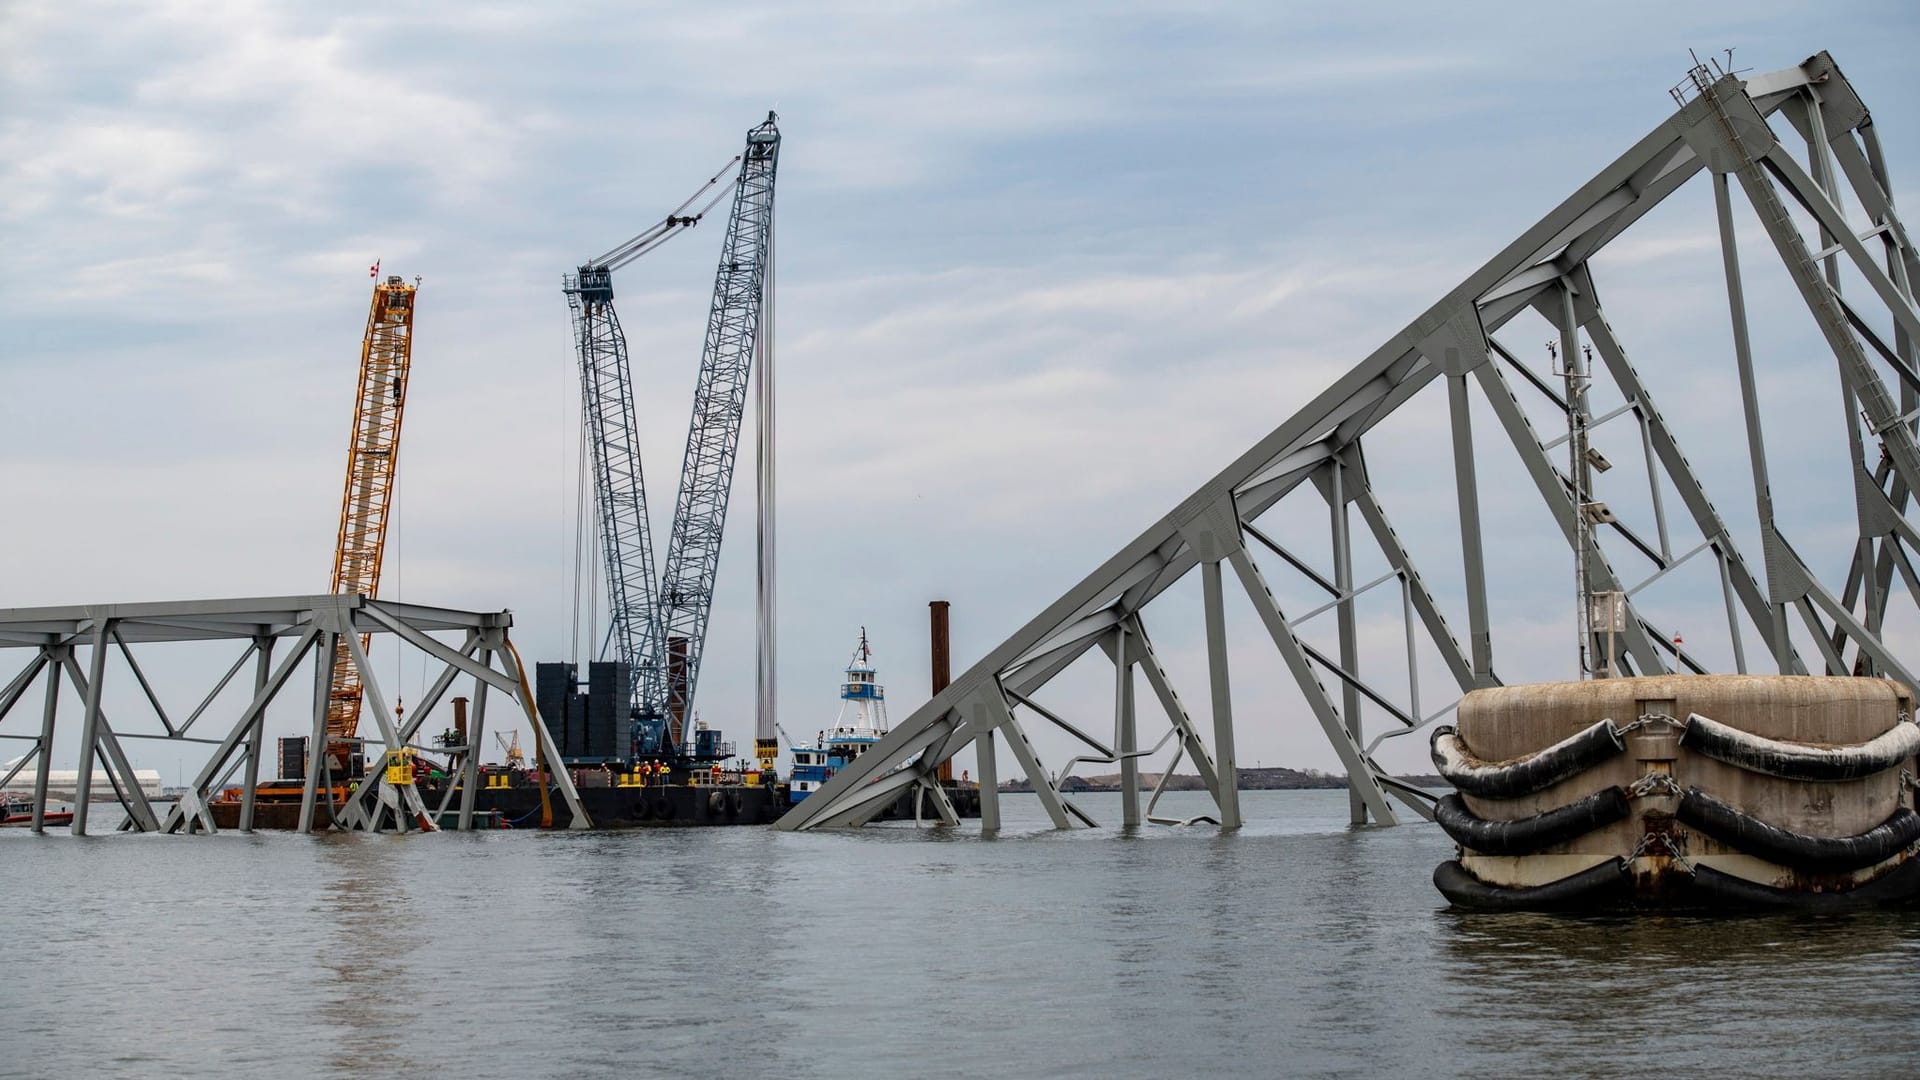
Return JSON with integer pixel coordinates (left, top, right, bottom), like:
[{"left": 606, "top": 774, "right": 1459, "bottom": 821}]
[{"left": 1433, "top": 675, "right": 1920, "bottom": 910}]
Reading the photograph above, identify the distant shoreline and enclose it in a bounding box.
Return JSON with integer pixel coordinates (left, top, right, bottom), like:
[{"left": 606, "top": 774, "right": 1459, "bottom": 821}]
[{"left": 998, "top": 766, "right": 1446, "bottom": 793}]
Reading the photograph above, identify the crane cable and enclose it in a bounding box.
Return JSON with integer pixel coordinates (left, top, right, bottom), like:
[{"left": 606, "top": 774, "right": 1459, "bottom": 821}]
[
  {"left": 589, "top": 155, "right": 742, "bottom": 271},
  {"left": 393, "top": 399, "right": 403, "bottom": 722},
  {"left": 599, "top": 184, "right": 732, "bottom": 268},
  {"left": 569, "top": 414, "right": 589, "bottom": 667}
]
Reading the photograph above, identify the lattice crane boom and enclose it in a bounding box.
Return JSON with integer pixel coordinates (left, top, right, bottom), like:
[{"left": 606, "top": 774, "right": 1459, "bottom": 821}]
[
  {"left": 325, "top": 274, "right": 417, "bottom": 772},
  {"left": 561, "top": 156, "right": 737, "bottom": 731},
  {"left": 657, "top": 113, "right": 781, "bottom": 746},
  {"left": 563, "top": 266, "right": 668, "bottom": 723}
]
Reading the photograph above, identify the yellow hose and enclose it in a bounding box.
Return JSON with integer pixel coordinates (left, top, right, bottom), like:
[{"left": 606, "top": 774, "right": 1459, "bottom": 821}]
[{"left": 503, "top": 637, "right": 556, "bottom": 829}]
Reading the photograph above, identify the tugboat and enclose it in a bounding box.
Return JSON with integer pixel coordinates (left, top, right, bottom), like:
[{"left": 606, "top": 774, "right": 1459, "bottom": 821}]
[
  {"left": 789, "top": 630, "right": 890, "bottom": 804},
  {"left": 1, "top": 795, "right": 73, "bottom": 828}
]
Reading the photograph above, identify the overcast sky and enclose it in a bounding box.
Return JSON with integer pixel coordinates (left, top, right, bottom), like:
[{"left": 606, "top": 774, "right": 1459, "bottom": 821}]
[{"left": 5, "top": 1, "right": 1919, "bottom": 788}]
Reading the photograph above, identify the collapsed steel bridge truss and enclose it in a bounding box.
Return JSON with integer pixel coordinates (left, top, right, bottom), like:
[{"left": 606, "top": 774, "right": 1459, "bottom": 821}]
[
  {"left": 0, "top": 595, "right": 588, "bottom": 834},
  {"left": 779, "top": 51, "right": 1920, "bottom": 831}
]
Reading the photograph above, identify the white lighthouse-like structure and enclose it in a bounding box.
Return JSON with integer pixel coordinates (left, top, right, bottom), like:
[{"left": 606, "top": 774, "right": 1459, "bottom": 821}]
[
  {"left": 786, "top": 630, "right": 891, "bottom": 803},
  {"left": 833, "top": 629, "right": 888, "bottom": 737}
]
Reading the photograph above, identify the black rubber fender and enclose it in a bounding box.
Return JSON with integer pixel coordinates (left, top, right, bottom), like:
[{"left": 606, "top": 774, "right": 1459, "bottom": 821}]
[
  {"left": 1435, "top": 786, "right": 1632, "bottom": 856},
  {"left": 1686, "top": 857, "right": 1920, "bottom": 910},
  {"left": 634, "top": 798, "right": 653, "bottom": 822},
  {"left": 1432, "top": 857, "right": 1630, "bottom": 911},
  {"left": 1679, "top": 713, "right": 1920, "bottom": 781},
  {"left": 1676, "top": 790, "right": 1920, "bottom": 873},
  {"left": 1430, "top": 719, "right": 1626, "bottom": 798}
]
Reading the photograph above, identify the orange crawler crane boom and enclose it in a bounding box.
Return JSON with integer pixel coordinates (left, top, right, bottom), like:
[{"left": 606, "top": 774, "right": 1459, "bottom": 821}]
[{"left": 325, "top": 274, "right": 417, "bottom": 775}]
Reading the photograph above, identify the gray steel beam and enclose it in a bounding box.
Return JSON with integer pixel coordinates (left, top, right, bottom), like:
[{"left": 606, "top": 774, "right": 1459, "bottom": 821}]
[
  {"left": 1349, "top": 484, "right": 1480, "bottom": 694},
  {"left": 361, "top": 603, "right": 519, "bottom": 698},
  {"left": 177, "top": 641, "right": 259, "bottom": 738},
  {"left": 0, "top": 744, "right": 37, "bottom": 793},
  {"left": 299, "top": 629, "right": 335, "bottom": 834},
  {"left": 1006, "top": 687, "right": 1115, "bottom": 761},
  {"left": 326, "top": 623, "right": 489, "bottom": 829},
  {"left": 1765, "top": 145, "right": 1920, "bottom": 345},
  {"left": 807, "top": 766, "right": 930, "bottom": 829},
  {"left": 1445, "top": 363, "right": 1495, "bottom": 682},
  {"left": 1242, "top": 520, "right": 1339, "bottom": 597},
  {"left": 1296, "top": 640, "right": 1419, "bottom": 730},
  {"left": 457, "top": 648, "right": 493, "bottom": 831},
  {"left": 110, "top": 625, "right": 176, "bottom": 736},
  {"left": 1717, "top": 548, "right": 1751, "bottom": 673},
  {"left": 1324, "top": 461, "right": 1366, "bottom": 823},
  {"left": 919, "top": 776, "right": 960, "bottom": 826},
  {"left": 1469, "top": 346, "right": 1667, "bottom": 676},
  {"left": 1127, "top": 613, "right": 1224, "bottom": 805},
  {"left": 1198, "top": 560, "right": 1242, "bottom": 829},
  {"left": 1828, "top": 132, "right": 1920, "bottom": 314},
  {"left": 156, "top": 624, "right": 320, "bottom": 833},
  {"left": 1107, "top": 628, "right": 1140, "bottom": 826},
  {"left": 32, "top": 647, "right": 63, "bottom": 832},
  {"left": 0, "top": 652, "right": 49, "bottom": 728},
  {"left": 0, "top": 594, "right": 490, "bottom": 643},
  {"left": 1573, "top": 278, "right": 1787, "bottom": 668},
  {"left": 394, "top": 633, "right": 483, "bottom": 745},
  {"left": 1228, "top": 548, "right": 1397, "bottom": 825},
  {"left": 57, "top": 655, "right": 163, "bottom": 833},
  {"left": 1784, "top": 535, "right": 1919, "bottom": 687},
  {"left": 341, "top": 628, "right": 405, "bottom": 756},
  {"left": 999, "top": 708, "right": 1072, "bottom": 829},
  {"left": 1686, "top": 77, "right": 1920, "bottom": 499},
  {"left": 974, "top": 725, "right": 1001, "bottom": 831},
  {"left": 1711, "top": 170, "right": 1799, "bottom": 668},
  {"left": 238, "top": 635, "right": 273, "bottom": 832},
  {"left": 69, "top": 622, "right": 110, "bottom": 834}
]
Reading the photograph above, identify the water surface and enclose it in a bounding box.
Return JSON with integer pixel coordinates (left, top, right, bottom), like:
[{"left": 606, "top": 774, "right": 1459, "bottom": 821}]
[{"left": 7, "top": 790, "right": 1916, "bottom": 1077}]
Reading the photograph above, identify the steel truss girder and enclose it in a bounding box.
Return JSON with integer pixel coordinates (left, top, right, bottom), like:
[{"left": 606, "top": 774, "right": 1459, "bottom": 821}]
[
  {"left": 0, "top": 594, "right": 590, "bottom": 835},
  {"left": 776, "top": 51, "right": 1920, "bottom": 832}
]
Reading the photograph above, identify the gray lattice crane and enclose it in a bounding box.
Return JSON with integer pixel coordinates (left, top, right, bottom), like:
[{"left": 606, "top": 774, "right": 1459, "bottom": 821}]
[{"left": 562, "top": 112, "right": 781, "bottom": 760}]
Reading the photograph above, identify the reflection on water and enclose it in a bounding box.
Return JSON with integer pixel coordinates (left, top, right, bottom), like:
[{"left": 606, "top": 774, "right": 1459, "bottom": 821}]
[
  {"left": 5, "top": 790, "right": 1916, "bottom": 1077},
  {"left": 315, "top": 836, "right": 423, "bottom": 1075},
  {"left": 1434, "top": 908, "right": 1920, "bottom": 1077}
]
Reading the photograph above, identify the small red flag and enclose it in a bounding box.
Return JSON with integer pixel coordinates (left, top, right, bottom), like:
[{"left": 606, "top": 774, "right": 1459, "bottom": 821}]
[{"left": 370, "top": 259, "right": 381, "bottom": 279}]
